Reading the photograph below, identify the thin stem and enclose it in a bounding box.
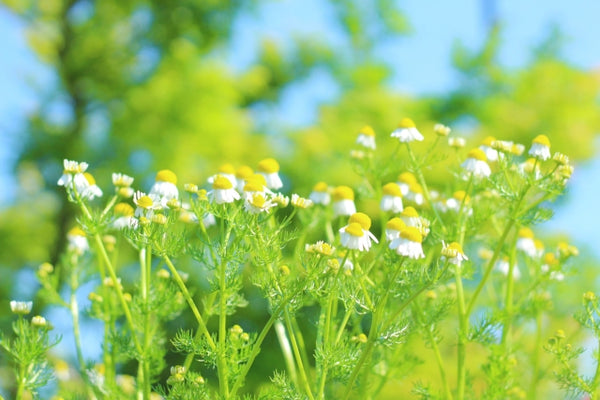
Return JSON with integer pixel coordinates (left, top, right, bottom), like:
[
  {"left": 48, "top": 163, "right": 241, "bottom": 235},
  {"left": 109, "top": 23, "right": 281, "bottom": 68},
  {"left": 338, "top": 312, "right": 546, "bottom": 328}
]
[
  {"left": 317, "top": 284, "right": 337, "bottom": 399},
  {"left": 162, "top": 255, "right": 216, "bottom": 350},
  {"left": 275, "top": 320, "right": 299, "bottom": 385},
  {"left": 93, "top": 234, "right": 143, "bottom": 354},
  {"left": 141, "top": 247, "right": 152, "bottom": 400},
  {"left": 284, "top": 311, "right": 315, "bottom": 400},
  {"left": 527, "top": 312, "right": 543, "bottom": 399},
  {"left": 455, "top": 264, "right": 468, "bottom": 400},
  {"left": 218, "top": 258, "right": 230, "bottom": 398},
  {"left": 500, "top": 235, "right": 518, "bottom": 348},
  {"left": 335, "top": 305, "right": 354, "bottom": 345}
]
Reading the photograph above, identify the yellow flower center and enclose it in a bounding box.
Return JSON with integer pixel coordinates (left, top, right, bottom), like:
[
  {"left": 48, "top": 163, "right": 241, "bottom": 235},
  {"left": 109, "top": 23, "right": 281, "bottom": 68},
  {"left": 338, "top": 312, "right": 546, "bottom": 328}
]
[
  {"left": 409, "top": 182, "right": 423, "bottom": 193},
  {"left": 244, "top": 182, "right": 264, "bottom": 192},
  {"left": 345, "top": 223, "right": 364, "bottom": 237},
  {"left": 360, "top": 125, "right": 375, "bottom": 137},
  {"left": 114, "top": 202, "right": 134, "bottom": 216},
  {"left": 68, "top": 227, "right": 86, "bottom": 237},
  {"left": 250, "top": 194, "right": 267, "bottom": 208},
  {"left": 467, "top": 148, "right": 487, "bottom": 162},
  {"left": 518, "top": 227, "right": 534, "bottom": 239},
  {"left": 401, "top": 206, "right": 419, "bottom": 218},
  {"left": 397, "top": 172, "right": 417, "bottom": 184},
  {"left": 446, "top": 242, "right": 464, "bottom": 255},
  {"left": 313, "top": 181, "right": 328, "bottom": 192},
  {"left": 84, "top": 172, "right": 96, "bottom": 185},
  {"left": 400, "top": 227, "right": 422, "bottom": 243},
  {"left": 235, "top": 165, "right": 253, "bottom": 179},
  {"left": 398, "top": 117, "right": 416, "bottom": 128},
  {"left": 156, "top": 169, "right": 177, "bottom": 184},
  {"left": 534, "top": 239, "right": 544, "bottom": 250},
  {"left": 332, "top": 186, "right": 354, "bottom": 201},
  {"left": 137, "top": 195, "right": 154, "bottom": 209},
  {"left": 382, "top": 183, "right": 402, "bottom": 197},
  {"left": 246, "top": 173, "right": 267, "bottom": 186},
  {"left": 219, "top": 163, "right": 235, "bottom": 174},
  {"left": 213, "top": 175, "right": 233, "bottom": 190},
  {"left": 532, "top": 134, "right": 551, "bottom": 147},
  {"left": 544, "top": 252, "right": 558, "bottom": 266},
  {"left": 349, "top": 212, "right": 372, "bottom": 230},
  {"left": 453, "top": 190, "right": 470, "bottom": 203},
  {"left": 481, "top": 136, "right": 496, "bottom": 146},
  {"left": 257, "top": 158, "right": 280, "bottom": 174},
  {"left": 386, "top": 217, "right": 406, "bottom": 231}
]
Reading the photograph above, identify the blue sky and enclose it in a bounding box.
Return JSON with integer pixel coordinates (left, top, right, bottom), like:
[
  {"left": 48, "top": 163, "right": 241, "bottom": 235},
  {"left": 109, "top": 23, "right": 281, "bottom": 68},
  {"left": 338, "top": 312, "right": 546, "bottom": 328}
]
[{"left": 1, "top": 0, "right": 599, "bottom": 249}]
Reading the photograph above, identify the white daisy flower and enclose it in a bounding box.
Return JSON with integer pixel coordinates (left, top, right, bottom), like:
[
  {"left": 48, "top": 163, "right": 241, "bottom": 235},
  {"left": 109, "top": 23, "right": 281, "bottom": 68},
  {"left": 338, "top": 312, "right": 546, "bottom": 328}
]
[
  {"left": 67, "top": 227, "right": 89, "bottom": 255},
  {"left": 305, "top": 241, "right": 336, "bottom": 256},
  {"left": 235, "top": 165, "right": 254, "bottom": 192},
  {"left": 244, "top": 193, "right": 276, "bottom": 214},
  {"left": 339, "top": 213, "right": 378, "bottom": 252},
  {"left": 391, "top": 118, "right": 423, "bottom": 142},
  {"left": 257, "top": 158, "right": 283, "bottom": 190},
  {"left": 461, "top": 148, "right": 491, "bottom": 178},
  {"left": 271, "top": 193, "right": 290, "bottom": 207},
  {"left": 494, "top": 257, "right": 520, "bottom": 280},
  {"left": 518, "top": 158, "right": 541, "bottom": 179},
  {"left": 150, "top": 169, "right": 179, "bottom": 203},
  {"left": 528, "top": 135, "right": 551, "bottom": 161},
  {"left": 444, "top": 190, "right": 472, "bottom": 215},
  {"left": 400, "top": 206, "right": 421, "bottom": 227},
  {"left": 405, "top": 182, "right": 424, "bottom": 206},
  {"left": 516, "top": 228, "right": 538, "bottom": 257},
  {"left": 434, "top": 123, "right": 451, "bottom": 137},
  {"left": 479, "top": 136, "right": 500, "bottom": 162},
  {"left": 10, "top": 300, "right": 33, "bottom": 315},
  {"left": 309, "top": 182, "right": 331, "bottom": 205},
  {"left": 113, "top": 202, "right": 137, "bottom": 229},
  {"left": 448, "top": 137, "right": 466, "bottom": 148},
  {"left": 133, "top": 191, "right": 162, "bottom": 218},
  {"left": 385, "top": 217, "right": 406, "bottom": 242},
  {"left": 242, "top": 174, "right": 271, "bottom": 201},
  {"left": 209, "top": 175, "right": 241, "bottom": 204},
  {"left": 397, "top": 172, "right": 417, "bottom": 196},
  {"left": 208, "top": 163, "right": 237, "bottom": 189},
  {"left": 390, "top": 226, "right": 425, "bottom": 259},
  {"left": 112, "top": 173, "right": 134, "bottom": 188},
  {"left": 291, "top": 194, "right": 313, "bottom": 209},
  {"left": 380, "top": 183, "right": 403, "bottom": 213},
  {"left": 441, "top": 241, "right": 469, "bottom": 265},
  {"left": 79, "top": 172, "right": 103, "bottom": 200},
  {"left": 356, "top": 125, "right": 376, "bottom": 150},
  {"left": 57, "top": 159, "right": 89, "bottom": 187},
  {"left": 332, "top": 186, "right": 356, "bottom": 217}
]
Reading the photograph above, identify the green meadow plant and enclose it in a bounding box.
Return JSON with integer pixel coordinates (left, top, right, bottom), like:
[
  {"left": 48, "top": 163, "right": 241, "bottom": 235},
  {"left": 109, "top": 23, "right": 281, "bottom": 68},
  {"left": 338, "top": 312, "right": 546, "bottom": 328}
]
[{"left": 1, "top": 120, "right": 592, "bottom": 399}]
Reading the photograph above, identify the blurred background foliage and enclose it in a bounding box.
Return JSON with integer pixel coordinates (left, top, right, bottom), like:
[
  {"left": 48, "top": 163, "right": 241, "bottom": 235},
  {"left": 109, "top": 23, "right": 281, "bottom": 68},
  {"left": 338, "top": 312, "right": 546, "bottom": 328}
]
[{"left": 1, "top": 0, "right": 599, "bottom": 397}]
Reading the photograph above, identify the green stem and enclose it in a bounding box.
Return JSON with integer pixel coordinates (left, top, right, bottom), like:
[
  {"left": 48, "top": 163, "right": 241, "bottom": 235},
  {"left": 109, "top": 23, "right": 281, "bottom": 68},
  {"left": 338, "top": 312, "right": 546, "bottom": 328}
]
[
  {"left": 93, "top": 234, "right": 143, "bottom": 354},
  {"left": 317, "top": 285, "right": 337, "bottom": 399},
  {"left": 500, "top": 235, "right": 518, "bottom": 348},
  {"left": 218, "top": 259, "right": 230, "bottom": 398},
  {"left": 275, "top": 320, "right": 299, "bottom": 385},
  {"left": 455, "top": 263, "right": 468, "bottom": 400},
  {"left": 430, "top": 326, "right": 453, "bottom": 400},
  {"left": 527, "top": 313, "right": 543, "bottom": 399},
  {"left": 141, "top": 247, "right": 152, "bottom": 400},
  {"left": 16, "top": 362, "right": 25, "bottom": 400},
  {"left": 96, "top": 248, "right": 114, "bottom": 384},
  {"left": 335, "top": 305, "right": 354, "bottom": 344},
  {"left": 284, "top": 311, "right": 315, "bottom": 400},
  {"left": 162, "top": 255, "right": 215, "bottom": 350}
]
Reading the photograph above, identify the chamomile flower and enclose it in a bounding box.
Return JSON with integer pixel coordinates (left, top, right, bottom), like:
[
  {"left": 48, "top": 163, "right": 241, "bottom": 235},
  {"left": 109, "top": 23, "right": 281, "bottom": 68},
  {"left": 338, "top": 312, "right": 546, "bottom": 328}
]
[
  {"left": 518, "top": 158, "right": 541, "bottom": 179},
  {"left": 244, "top": 193, "right": 276, "bottom": 214},
  {"left": 133, "top": 191, "right": 162, "bottom": 217},
  {"left": 390, "top": 226, "right": 425, "bottom": 259},
  {"left": 516, "top": 228, "right": 537, "bottom": 257},
  {"left": 113, "top": 202, "right": 136, "bottom": 229},
  {"left": 67, "top": 227, "right": 89, "bottom": 254},
  {"left": 332, "top": 186, "right": 356, "bottom": 217},
  {"left": 309, "top": 182, "right": 331, "bottom": 205},
  {"left": 339, "top": 213, "right": 378, "bottom": 252},
  {"left": 448, "top": 137, "right": 466, "bottom": 149},
  {"left": 112, "top": 173, "right": 134, "bottom": 188},
  {"left": 235, "top": 165, "right": 254, "bottom": 192},
  {"left": 57, "top": 159, "right": 89, "bottom": 188},
  {"left": 150, "top": 169, "right": 179, "bottom": 203},
  {"left": 81, "top": 172, "right": 103, "bottom": 200},
  {"left": 541, "top": 253, "right": 564, "bottom": 281},
  {"left": 494, "top": 257, "right": 520, "bottom": 280},
  {"left": 257, "top": 158, "right": 283, "bottom": 190},
  {"left": 528, "top": 135, "right": 551, "bottom": 161},
  {"left": 444, "top": 190, "right": 471, "bottom": 213},
  {"left": 491, "top": 140, "right": 515, "bottom": 154},
  {"left": 479, "top": 136, "right": 500, "bottom": 162},
  {"left": 208, "top": 164, "right": 237, "bottom": 188},
  {"left": 272, "top": 193, "right": 290, "bottom": 207},
  {"left": 305, "top": 241, "right": 336, "bottom": 256},
  {"left": 356, "top": 125, "right": 376, "bottom": 149},
  {"left": 10, "top": 300, "right": 33, "bottom": 315},
  {"left": 243, "top": 174, "right": 270, "bottom": 200},
  {"left": 397, "top": 172, "right": 417, "bottom": 196},
  {"left": 380, "top": 183, "right": 404, "bottom": 213},
  {"left": 461, "top": 148, "right": 491, "bottom": 178},
  {"left": 434, "top": 123, "right": 451, "bottom": 137},
  {"left": 385, "top": 217, "right": 406, "bottom": 241},
  {"left": 441, "top": 242, "right": 468, "bottom": 265},
  {"left": 391, "top": 118, "right": 423, "bottom": 142},
  {"left": 291, "top": 194, "right": 313, "bottom": 209},
  {"left": 210, "top": 175, "right": 241, "bottom": 204},
  {"left": 400, "top": 206, "right": 421, "bottom": 227},
  {"left": 406, "top": 182, "right": 424, "bottom": 206}
]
